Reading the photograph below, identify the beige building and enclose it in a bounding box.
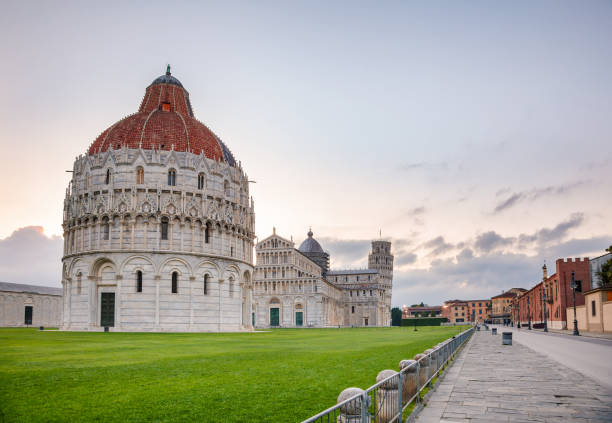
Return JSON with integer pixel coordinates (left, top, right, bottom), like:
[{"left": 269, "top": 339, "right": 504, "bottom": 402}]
[
  {"left": 253, "top": 230, "right": 393, "bottom": 327},
  {"left": 0, "top": 282, "right": 62, "bottom": 327},
  {"left": 567, "top": 286, "right": 612, "bottom": 334}
]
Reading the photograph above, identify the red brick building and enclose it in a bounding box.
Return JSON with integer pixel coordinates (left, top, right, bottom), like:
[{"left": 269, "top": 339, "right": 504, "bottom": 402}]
[{"left": 516, "top": 258, "right": 592, "bottom": 329}]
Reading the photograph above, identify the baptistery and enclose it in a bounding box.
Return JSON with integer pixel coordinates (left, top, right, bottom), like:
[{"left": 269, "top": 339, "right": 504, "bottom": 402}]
[{"left": 61, "top": 67, "right": 255, "bottom": 331}]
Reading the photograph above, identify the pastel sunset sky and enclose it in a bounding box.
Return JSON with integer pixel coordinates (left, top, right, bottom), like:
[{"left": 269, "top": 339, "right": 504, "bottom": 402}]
[{"left": 0, "top": 1, "right": 610, "bottom": 306}]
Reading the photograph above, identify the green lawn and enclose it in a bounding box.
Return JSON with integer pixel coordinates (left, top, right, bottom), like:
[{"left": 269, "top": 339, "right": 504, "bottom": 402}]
[{"left": 0, "top": 326, "right": 466, "bottom": 422}]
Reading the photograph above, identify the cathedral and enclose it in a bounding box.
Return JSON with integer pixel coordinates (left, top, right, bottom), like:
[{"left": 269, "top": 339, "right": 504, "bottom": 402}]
[
  {"left": 253, "top": 229, "right": 393, "bottom": 328},
  {"left": 61, "top": 67, "right": 255, "bottom": 331}
]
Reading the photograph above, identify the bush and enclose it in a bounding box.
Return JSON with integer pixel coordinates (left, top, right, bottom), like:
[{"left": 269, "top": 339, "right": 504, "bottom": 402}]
[{"left": 401, "top": 317, "right": 448, "bottom": 327}]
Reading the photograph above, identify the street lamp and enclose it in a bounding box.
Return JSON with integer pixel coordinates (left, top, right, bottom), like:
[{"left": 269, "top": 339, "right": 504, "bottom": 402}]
[
  {"left": 542, "top": 283, "right": 548, "bottom": 332},
  {"left": 571, "top": 271, "right": 580, "bottom": 336},
  {"left": 527, "top": 295, "right": 531, "bottom": 330},
  {"left": 517, "top": 301, "right": 521, "bottom": 329}
]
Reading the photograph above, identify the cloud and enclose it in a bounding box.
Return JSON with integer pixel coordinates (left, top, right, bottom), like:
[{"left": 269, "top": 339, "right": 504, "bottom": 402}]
[
  {"left": 0, "top": 226, "right": 63, "bottom": 287},
  {"left": 398, "top": 162, "right": 448, "bottom": 172},
  {"left": 423, "top": 236, "right": 454, "bottom": 256},
  {"left": 494, "top": 193, "right": 523, "bottom": 213},
  {"left": 319, "top": 237, "right": 371, "bottom": 269},
  {"left": 405, "top": 206, "right": 426, "bottom": 216},
  {"left": 396, "top": 252, "right": 417, "bottom": 266},
  {"left": 493, "top": 181, "right": 588, "bottom": 214},
  {"left": 518, "top": 213, "right": 584, "bottom": 246},
  {"left": 474, "top": 231, "right": 514, "bottom": 253}
]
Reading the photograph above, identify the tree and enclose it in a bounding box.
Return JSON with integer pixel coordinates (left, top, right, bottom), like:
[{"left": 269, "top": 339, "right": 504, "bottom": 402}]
[
  {"left": 391, "top": 307, "right": 402, "bottom": 326},
  {"left": 430, "top": 311, "right": 437, "bottom": 317},
  {"left": 596, "top": 245, "right": 612, "bottom": 287}
]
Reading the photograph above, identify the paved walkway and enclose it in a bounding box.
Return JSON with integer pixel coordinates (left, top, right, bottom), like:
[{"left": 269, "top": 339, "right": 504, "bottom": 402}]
[
  {"left": 414, "top": 331, "right": 612, "bottom": 422},
  {"left": 500, "top": 325, "right": 612, "bottom": 390}
]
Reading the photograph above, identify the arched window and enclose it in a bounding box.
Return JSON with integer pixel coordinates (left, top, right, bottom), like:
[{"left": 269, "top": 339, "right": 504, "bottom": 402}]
[
  {"left": 76, "top": 272, "right": 82, "bottom": 295},
  {"left": 161, "top": 218, "right": 169, "bottom": 240},
  {"left": 229, "top": 277, "right": 234, "bottom": 297},
  {"left": 105, "top": 169, "right": 111, "bottom": 185},
  {"left": 103, "top": 218, "right": 110, "bottom": 240},
  {"left": 168, "top": 169, "right": 176, "bottom": 186},
  {"left": 136, "top": 167, "right": 144, "bottom": 184},
  {"left": 136, "top": 270, "right": 143, "bottom": 293},
  {"left": 198, "top": 173, "right": 205, "bottom": 190},
  {"left": 204, "top": 222, "right": 210, "bottom": 244},
  {"left": 171, "top": 272, "right": 178, "bottom": 294},
  {"left": 204, "top": 274, "right": 209, "bottom": 295}
]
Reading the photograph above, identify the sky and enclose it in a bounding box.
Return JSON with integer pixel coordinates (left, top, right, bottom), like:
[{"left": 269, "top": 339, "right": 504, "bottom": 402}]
[{"left": 0, "top": 1, "right": 610, "bottom": 306}]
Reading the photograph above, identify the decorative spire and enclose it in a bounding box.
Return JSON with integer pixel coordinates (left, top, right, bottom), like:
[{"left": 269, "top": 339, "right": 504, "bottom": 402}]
[
  {"left": 308, "top": 227, "right": 313, "bottom": 237},
  {"left": 166, "top": 64, "right": 171, "bottom": 76}
]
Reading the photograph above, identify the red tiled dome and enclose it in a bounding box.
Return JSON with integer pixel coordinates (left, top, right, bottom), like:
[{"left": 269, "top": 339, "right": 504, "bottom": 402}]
[{"left": 88, "top": 68, "right": 234, "bottom": 165}]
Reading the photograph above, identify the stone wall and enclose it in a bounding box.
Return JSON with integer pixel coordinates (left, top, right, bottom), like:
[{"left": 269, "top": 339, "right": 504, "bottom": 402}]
[{"left": 0, "top": 291, "right": 62, "bottom": 327}]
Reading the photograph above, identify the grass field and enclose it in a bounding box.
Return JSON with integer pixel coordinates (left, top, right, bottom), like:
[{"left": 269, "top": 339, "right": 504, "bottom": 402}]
[{"left": 0, "top": 326, "right": 466, "bottom": 422}]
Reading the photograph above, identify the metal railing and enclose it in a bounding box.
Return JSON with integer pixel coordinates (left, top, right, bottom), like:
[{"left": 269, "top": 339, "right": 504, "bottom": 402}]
[{"left": 302, "top": 327, "right": 474, "bottom": 423}]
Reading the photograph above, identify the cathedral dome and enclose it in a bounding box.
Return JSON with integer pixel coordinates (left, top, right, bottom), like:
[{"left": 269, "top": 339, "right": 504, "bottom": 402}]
[
  {"left": 87, "top": 66, "right": 236, "bottom": 166},
  {"left": 299, "top": 229, "right": 325, "bottom": 253}
]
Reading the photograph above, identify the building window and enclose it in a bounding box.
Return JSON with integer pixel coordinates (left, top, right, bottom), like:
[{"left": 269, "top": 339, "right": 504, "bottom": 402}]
[
  {"left": 136, "top": 167, "right": 144, "bottom": 184},
  {"left": 76, "top": 273, "right": 82, "bottom": 295},
  {"left": 229, "top": 278, "right": 234, "bottom": 297},
  {"left": 231, "top": 247, "right": 234, "bottom": 257},
  {"left": 204, "top": 223, "right": 210, "bottom": 243},
  {"left": 204, "top": 274, "right": 209, "bottom": 295},
  {"left": 105, "top": 169, "right": 111, "bottom": 184},
  {"left": 224, "top": 180, "right": 230, "bottom": 196},
  {"left": 103, "top": 219, "right": 110, "bottom": 240},
  {"left": 198, "top": 173, "right": 205, "bottom": 190},
  {"left": 350, "top": 290, "right": 352, "bottom": 297},
  {"left": 168, "top": 169, "right": 176, "bottom": 186},
  {"left": 161, "top": 218, "right": 169, "bottom": 240},
  {"left": 592, "top": 300, "right": 596, "bottom": 316},
  {"left": 370, "top": 290, "right": 372, "bottom": 296},
  {"left": 171, "top": 272, "right": 178, "bottom": 294},
  {"left": 136, "top": 271, "right": 143, "bottom": 292},
  {"left": 351, "top": 306, "right": 355, "bottom": 314},
  {"left": 84, "top": 173, "right": 89, "bottom": 190}
]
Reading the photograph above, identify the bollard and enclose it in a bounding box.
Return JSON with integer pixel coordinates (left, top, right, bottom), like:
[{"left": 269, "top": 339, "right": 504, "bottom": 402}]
[
  {"left": 337, "top": 387, "right": 370, "bottom": 423},
  {"left": 399, "top": 360, "right": 417, "bottom": 403},
  {"left": 502, "top": 332, "right": 512, "bottom": 345},
  {"left": 375, "top": 370, "right": 399, "bottom": 423},
  {"left": 414, "top": 353, "right": 430, "bottom": 387},
  {"left": 492, "top": 328, "right": 497, "bottom": 335}
]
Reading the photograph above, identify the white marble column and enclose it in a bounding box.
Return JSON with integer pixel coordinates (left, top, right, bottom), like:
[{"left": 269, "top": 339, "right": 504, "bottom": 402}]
[{"left": 155, "top": 275, "right": 160, "bottom": 329}]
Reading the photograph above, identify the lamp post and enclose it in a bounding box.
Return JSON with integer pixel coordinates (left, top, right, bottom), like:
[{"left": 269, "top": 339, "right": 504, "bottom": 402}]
[
  {"left": 571, "top": 271, "right": 580, "bottom": 336},
  {"left": 527, "top": 295, "right": 531, "bottom": 330},
  {"left": 542, "top": 283, "right": 548, "bottom": 332},
  {"left": 517, "top": 301, "right": 521, "bottom": 328}
]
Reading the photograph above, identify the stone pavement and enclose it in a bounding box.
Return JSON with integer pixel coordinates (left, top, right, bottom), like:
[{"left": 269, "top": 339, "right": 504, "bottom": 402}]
[{"left": 414, "top": 331, "right": 612, "bottom": 422}]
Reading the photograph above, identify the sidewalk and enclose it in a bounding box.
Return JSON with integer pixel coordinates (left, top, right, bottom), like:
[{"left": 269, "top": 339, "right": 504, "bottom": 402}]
[{"left": 414, "top": 331, "right": 612, "bottom": 422}]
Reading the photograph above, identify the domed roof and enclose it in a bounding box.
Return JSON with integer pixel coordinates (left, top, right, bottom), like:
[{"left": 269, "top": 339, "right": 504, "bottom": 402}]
[
  {"left": 87, "top": 66, "right": 236, "bottom": 166},
  {"left": 298, "top": 229, "right": 325, "bottom": 254}
]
